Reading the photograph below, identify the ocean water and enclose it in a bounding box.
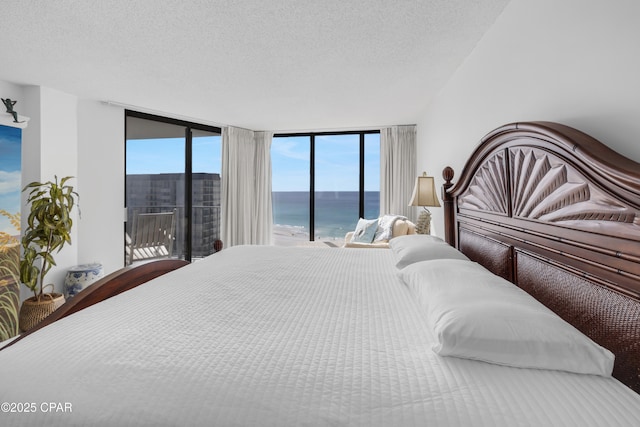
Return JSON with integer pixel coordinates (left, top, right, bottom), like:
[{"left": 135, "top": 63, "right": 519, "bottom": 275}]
[{"left": 273, "top": 191, "right": 380, "bottom": 239}]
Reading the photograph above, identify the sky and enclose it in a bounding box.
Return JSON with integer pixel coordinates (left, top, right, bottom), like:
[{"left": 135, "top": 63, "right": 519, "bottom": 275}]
[
  {"left": 126, "top": 135, "right": 221, "bottom": 175},
  {"left": 0, "top": 125, "right": 21, "bottom": 235},
  {"left": 271, "top": 134, "right": 380, "bottom": 192},
  {"left": 127, "top": 133, "right": 380, "bottom": 192}
]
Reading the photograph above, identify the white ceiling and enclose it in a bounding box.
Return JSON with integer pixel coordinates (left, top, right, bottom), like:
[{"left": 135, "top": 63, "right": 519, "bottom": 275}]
[{"left": 1, "top": 1, "right": 509, "bottom": 132}]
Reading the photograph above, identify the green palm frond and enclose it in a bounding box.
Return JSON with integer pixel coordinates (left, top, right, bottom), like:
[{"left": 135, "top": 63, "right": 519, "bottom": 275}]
[
  {"left": 20, "top": 176, "right": 79, "bottom": 301},
  {"left": 0, "top": 283, "right": 19, "bottom": 341}
]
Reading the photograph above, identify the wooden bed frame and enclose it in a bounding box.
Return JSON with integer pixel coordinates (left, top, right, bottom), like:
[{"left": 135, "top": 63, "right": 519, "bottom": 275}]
[
  {"left": 442, "top": 121, "right": 640, "bottom": 393},
  {"left": 2, "top": 259, "right": 189, "bottom": 350},
  {"left": 1, "top": 239, "right": 224, "bottom": 350}
]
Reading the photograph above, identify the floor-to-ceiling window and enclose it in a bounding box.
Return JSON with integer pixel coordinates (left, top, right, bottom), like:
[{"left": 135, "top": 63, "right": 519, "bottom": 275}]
[
  {"left": 271, "top": 131, "right": 380, "bottom": 245},
  {"left": 363, "top": 133, "right": 381, "bottom": 218},
  {"left": 125, "top": 111, "right": 221, "bottom": 263},
  {"left": 271, "top": 136, "right": 311, "bottom": 243}
]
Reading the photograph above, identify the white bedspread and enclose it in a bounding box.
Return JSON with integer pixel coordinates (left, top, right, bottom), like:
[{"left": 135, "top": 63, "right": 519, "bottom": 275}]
[{"left": 1, "top": 246, "right": 639, "bottom": 426}]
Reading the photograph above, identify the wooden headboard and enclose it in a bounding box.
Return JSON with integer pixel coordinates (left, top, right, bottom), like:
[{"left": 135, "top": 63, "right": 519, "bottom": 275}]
[{"left": 442, "top": 121, "right": 640, "bottom": 393}]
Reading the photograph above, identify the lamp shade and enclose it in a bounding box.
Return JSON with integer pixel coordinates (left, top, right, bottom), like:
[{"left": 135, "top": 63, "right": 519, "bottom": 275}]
[{"left": 408, "top": 172, "right": 441, "bottom": 207}]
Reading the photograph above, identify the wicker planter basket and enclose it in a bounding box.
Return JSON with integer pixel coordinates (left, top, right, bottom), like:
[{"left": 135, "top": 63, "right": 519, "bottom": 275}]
[{"left": 19, "top": 292, "right": 65, "bottom": 332}]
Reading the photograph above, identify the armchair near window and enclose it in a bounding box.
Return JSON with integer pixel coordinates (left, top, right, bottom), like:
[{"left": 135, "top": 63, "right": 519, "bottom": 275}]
[
  {"left": 126, "top": 210, "right": 177, "bottom": 265},
  {"left": 343, "top": 217, "right": 416, "bottom": 248}
]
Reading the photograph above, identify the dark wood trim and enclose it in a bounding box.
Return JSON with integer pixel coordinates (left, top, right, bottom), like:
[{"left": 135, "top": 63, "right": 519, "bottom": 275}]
[
  {"left": 442, "top": 121, "right": 640, "bottom": 393},
  {"left": 1, "top": 259, "right": 189, "bottom": 351},
  {"left": 447, "top": 122, "right": 640, "bottom": 205},
  {"left": 442, "top": 166, "right": 455, "bottom": 245}
]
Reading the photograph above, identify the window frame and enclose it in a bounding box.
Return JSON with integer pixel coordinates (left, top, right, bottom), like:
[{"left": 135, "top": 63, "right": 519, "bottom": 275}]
[
  {"left": 272, "top": 130, "right": 380, "bottom": 241},
  {"left": 124, "top": 110, "right": 222, "bottom": 262}
]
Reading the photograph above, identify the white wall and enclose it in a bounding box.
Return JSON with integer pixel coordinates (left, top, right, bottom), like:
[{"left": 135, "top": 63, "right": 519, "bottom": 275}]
[
  {"left": 77, "top": 100, "right": 125, "bottom": 274},
  {"left": 417, "top": 0, "right": 640, "bottom": 238},
  {"left": 16, "top": 86, "right": 79, "bottom": 300},
  {"left": 3, "top": 81, "right": 125, "bottom": 300}
]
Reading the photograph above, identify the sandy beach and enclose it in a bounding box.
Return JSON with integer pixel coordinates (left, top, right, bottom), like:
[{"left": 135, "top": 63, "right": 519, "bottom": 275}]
[{"left": 273, "top": 224, "right": 344, "bottom": 247}]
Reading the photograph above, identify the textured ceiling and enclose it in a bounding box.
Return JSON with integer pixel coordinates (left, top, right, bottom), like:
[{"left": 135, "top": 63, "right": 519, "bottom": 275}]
[{"left": 1, "top": 1, "right": 509, "bottom": 131}]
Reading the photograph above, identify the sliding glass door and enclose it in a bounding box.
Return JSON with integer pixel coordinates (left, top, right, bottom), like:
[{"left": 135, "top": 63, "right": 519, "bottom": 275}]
[
  {"left": 191, "top": 129, "right": 222, "bottom": 258},
  {"left": 125, "top": 112, "right": 221, "bottom": 263}
]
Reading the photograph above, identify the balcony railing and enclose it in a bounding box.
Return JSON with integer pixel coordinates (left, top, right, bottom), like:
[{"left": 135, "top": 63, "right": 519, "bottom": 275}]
[{"left": 125, "top": 205, "right": 221, "bottom": 261}]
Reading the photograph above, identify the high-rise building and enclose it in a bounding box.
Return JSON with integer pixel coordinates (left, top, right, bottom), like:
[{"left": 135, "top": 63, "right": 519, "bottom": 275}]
[{"left": 126, "top": 172, "right": 221, "bottom": 259}]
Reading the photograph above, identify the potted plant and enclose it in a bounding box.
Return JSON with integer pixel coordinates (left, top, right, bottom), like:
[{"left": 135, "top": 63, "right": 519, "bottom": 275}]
[{"left": 19, "top": 176, "right": 78, "bottom": 332}]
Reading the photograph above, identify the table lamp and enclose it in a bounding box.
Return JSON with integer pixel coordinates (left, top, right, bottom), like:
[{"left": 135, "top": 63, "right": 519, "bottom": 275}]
[{"left": 408, "top": 172, "right": 440, "bottom": 234}]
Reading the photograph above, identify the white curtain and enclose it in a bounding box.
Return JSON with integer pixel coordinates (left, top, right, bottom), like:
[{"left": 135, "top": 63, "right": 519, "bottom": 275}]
[
  {"left": 380, "top": 125, "right": 417, "bottom": 221},
  {"left": 221, "top": 127, "right": 273, "bottom": 247},
  {"left": 252, "top": 131, "right": 274, "bottom": 245}
]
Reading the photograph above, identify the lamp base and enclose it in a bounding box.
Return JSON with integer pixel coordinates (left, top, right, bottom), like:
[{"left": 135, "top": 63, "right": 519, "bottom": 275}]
[{"left": 415, "top": 209, "right": 432, "bottom": 235}]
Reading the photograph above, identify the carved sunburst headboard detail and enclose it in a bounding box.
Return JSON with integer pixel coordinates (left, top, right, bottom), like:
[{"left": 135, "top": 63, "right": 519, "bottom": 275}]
[
  {"left": 458, "top": 151, "right": 508, "bottom": 214},
  {"left": 459, "top": 147, "right": 639, "bottom": 227}
]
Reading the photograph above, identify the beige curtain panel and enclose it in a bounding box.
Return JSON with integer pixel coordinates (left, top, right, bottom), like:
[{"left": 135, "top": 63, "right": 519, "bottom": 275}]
[
  {"left": 380, "top": 125, "right": 417, "bottom": 221},
  {"left": 221, "top": 126, "right": 273, "bottom": 247}
]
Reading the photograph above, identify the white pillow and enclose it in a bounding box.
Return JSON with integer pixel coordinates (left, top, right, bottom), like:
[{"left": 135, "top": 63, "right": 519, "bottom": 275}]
[
  {"left": 389, "top": 234, "right": 469, "bottom": 269},
  {"left": 400, "top": 259, "right": 615, "bottom": 377},
  {"left": 350, "top": 218, "right": 379, "bottom": 243}
]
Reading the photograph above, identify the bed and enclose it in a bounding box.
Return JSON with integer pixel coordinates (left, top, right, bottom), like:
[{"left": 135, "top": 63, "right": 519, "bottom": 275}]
[
  {"left": 441, "top": 121, "right": 640, "bottom": 394},
  {"left": 1, "top": 122, "right": 639, "bottom": 426}
]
